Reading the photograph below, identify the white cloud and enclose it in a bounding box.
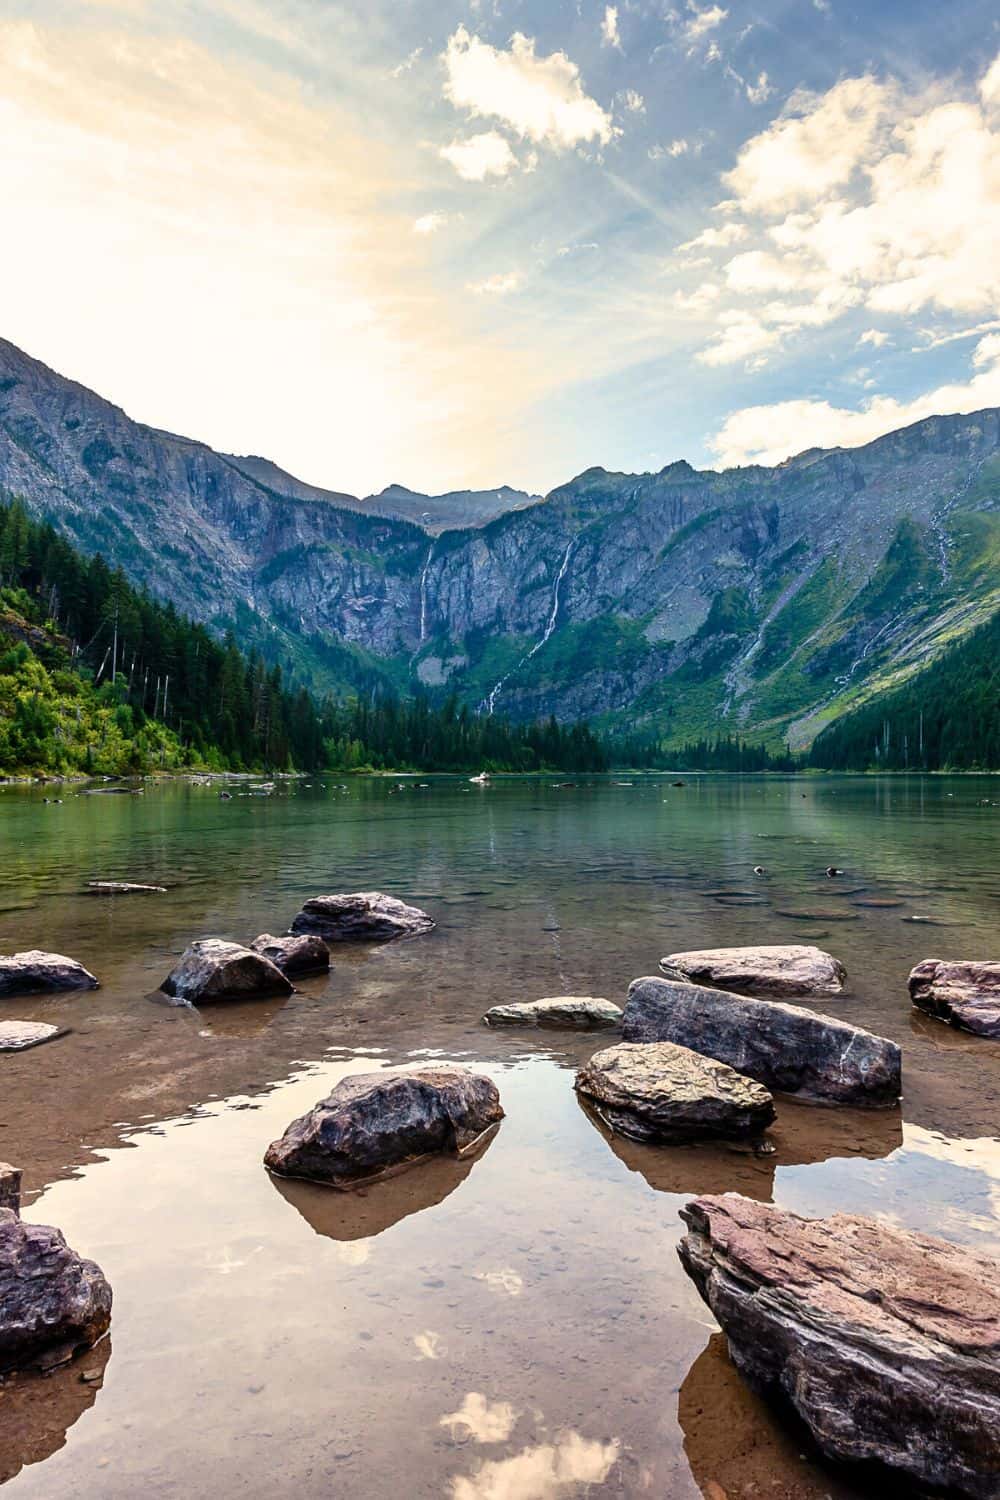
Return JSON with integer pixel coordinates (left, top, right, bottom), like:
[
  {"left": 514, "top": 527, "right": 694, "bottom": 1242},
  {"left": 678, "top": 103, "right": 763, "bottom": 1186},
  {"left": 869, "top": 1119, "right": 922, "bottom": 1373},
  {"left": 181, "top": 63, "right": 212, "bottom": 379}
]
[
  {"left": 440, "top": 131, "right": 518, "bottom": 181},
  {"left": 390, "top": 46, "right": 422, "bottom": 79},
  {"left": 981, "top": 54, "right": 1000, "bottom": 108},
  {"left": 413, "top": 211, "right": 447, "bottom": 235},
  {"left": 468, "top": 270, "right": 524, "bottom": 296},
  {"left": 620, "top": 88, "right": 645, "bottom": 114},
  {"left": 683, "top": 3, "right": 728, "bottom": 47},
  {"left": 697, "top": 310, "right": 779, "bottom": 366},
  {"left": 450, "top": 1433, "right": 620, "bottom": 1500},
  {"left": 601, "top": 6, "right": 622, "bottom": 50},
  {"left": 678, "top": 220, "right": 746, "bottom": 250},
  {"left": 442, "top": 26, "right": 613, "bottom": 151},
  {"left": 440, "top": 1394, "right": 518, "bottom": 1444},
  {"left": 709, "top": 331, "right": 1000, "bottom": 466},
  {"left": 673, "top": 281, "right": 720, "bottom": 311},
  {"left": 745, "top": 71, "right": 772, "bottom": 105},
  {"left": 913, "top": 318, "right": 1000, "bottom": 351},
  {"left": 858, "top": 328, "right": 889, "bottom": 348},
  {"left": 649, "top": 137, "right": 689, "bottom": 160}
]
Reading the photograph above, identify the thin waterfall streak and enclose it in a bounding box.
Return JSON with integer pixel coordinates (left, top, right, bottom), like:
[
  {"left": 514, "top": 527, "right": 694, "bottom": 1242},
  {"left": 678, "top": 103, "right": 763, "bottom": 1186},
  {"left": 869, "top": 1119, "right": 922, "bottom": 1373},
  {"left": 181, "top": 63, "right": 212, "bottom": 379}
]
[{"left": 481, "top": 540, "right": 574, "bottom": 715}]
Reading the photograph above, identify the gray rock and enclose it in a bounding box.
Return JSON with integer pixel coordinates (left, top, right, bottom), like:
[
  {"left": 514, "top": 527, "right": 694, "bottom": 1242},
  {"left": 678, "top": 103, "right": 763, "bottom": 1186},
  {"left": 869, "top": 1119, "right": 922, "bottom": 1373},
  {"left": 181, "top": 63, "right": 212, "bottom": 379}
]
[
  {"left": 250, "top": 932, "right": 330, "bottom": 976},
  {"left": 623, "top": 976, "right": 901, "bottom": 1107},
  {"left": 290, "top": 892, "right": 434, "bottom": 943},
  {"left": 909, "top": 959, "right": 1000, "bottom": 1037},
  {"left": 160, "top": 939, "right": 292, "bottom": 1002},
  {"left": 86, "top": 880, "right": 166, "bottom": 894},
  {"left": 264, "top": 1066, "right": 503, "bottom": 1187},
  {"left": 576, "top": 1041, "right": 775, "bottom": 1143},
  {"left": 483, "top": 996, "right": 621, "bottom": 1029},
  {"left": 0, "top": 1165, "right": 20, "bottom": 1215},
  {"left": 0, "top": 951, "right": 98, "bottom": 997},
  {"left": 0, "top": 1021, "right": 68, "bottom": 1052},
  {"left": 661, "top": 944, "right": 846, "bottom": 998},
  {"left": 0, "top": 1208, "right": 112, "bottom": 1373},
  {"left": 678, "top": 1192, "right": 1000, "bottom": 1500}
]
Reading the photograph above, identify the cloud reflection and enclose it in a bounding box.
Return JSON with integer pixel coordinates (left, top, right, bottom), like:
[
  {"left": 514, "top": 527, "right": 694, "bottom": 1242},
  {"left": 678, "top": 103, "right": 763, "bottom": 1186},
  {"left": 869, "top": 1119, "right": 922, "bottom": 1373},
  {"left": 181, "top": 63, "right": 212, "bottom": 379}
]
[
  {"left": 441, "top": 1393, "right": 518, "bottom": 1444},
  {"left": 450, "top": 1431, "right": 620, "bottom": 1499}
]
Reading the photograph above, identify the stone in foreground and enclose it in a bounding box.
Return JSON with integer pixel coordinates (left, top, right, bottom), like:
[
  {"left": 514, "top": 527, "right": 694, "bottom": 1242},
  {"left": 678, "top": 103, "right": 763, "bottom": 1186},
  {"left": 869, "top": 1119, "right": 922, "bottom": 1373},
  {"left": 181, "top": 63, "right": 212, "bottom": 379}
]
[
  {"left": 576, "top": 1041, "right": 775, "bottom": 1143},
  {"left": 0, "top": 1021, "right": 67, "bottom": 1052},
  {"left": 0, "top": 1209, "right": 112, "bottom": 1373},
  {"left": 678, "top": 1193, "right": 1000, "bottom": 1500},
  {"left": 251, "top": 932, "right": 330, "bottom": 976},
  {"left": 484, "top": 996, "right": 621, "bottom": 1029},
  {"left": 290, "top": 892, "right": 435, "bottom": 943},
  {"left": 623, "top": 976, "right": 900, "bottom": 1107},
  {"left": 0, "top": 951, "right": 98, "bottom": 997},
  {"left": 264, "top": 1066, "right": 503, "bottom": 1188},
  {"left": 160, "top": 939, "right": 292, "bottom": 1003},
  {"left": 909, "top": 959, "right": 1000, "bottom": 1038},
  {"left": 661, "top": 944, "right": 846, "bottom": 998}
]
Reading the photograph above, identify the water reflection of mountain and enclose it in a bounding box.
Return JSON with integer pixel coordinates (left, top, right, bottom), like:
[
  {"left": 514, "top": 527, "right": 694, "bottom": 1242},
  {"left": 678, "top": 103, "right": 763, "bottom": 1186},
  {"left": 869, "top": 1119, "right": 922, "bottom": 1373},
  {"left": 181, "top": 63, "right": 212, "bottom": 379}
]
[
  {"left": 270, "top": 1135, "right": 496, "bottom": 1242},
  {"left": 0, "top": 1336, "right": 111, "bottom": 1485}
]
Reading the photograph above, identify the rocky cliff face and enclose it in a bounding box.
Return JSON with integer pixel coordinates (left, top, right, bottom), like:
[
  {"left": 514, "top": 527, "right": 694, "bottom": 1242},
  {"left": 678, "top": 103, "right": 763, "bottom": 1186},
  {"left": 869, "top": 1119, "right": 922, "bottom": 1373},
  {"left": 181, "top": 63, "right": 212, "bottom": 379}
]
[{"left": 2, "top": 335, "right": 998, "bottom": 744}]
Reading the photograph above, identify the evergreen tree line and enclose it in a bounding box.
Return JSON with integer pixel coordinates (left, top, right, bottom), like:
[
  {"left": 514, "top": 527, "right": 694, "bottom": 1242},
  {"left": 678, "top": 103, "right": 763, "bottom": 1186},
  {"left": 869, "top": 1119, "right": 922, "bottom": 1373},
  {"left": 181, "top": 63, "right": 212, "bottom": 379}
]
[{"left": 610, "top": 731, "right": 798, "bottom": 772}]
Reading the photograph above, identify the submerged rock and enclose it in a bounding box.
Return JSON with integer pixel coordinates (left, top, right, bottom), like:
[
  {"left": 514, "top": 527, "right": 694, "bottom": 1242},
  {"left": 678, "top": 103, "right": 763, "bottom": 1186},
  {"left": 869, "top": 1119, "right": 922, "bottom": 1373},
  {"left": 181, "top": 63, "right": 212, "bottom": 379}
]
[
  {"left": 909, "top": 959, "right": 1000, "bottom": 1037},
  {"left": 290, "top": 892, "right": 435, "bottom": 943},
  {"left": 576, "top": 1041, "right": 775, "bottom": 1143},
  {"left": 661, "top": 944, "right": 846, "bottom": 998},
  {"left": 678, "top": 1192, "right": 1000, "bottom": 1500},
  {"left": 623, "top": 976, "right": 901, "bottom": 1107},
  {"left": 160, "top": 939, "right": 292, "bottom": 1002},
  {"left": 0, "top": 952, "right": 98, "bottom": 997},
  {"left": 0, "top": 1021, "right": 67, "bottom": 1053},
  {"left": 250, "top": 932, "right": 330, "bottom": 976},
  {"left": 264, "top": 1066, "right": 503, "bottom": 1188},
  {"left": 86, "top": 881, "right": 166, "bottom": 895},
  {"left": 483, "top": 996, "right": 621, "bottom": 1029},
  {"left": 0, "top": 1209, "right": 112, "bottom": 1374}
]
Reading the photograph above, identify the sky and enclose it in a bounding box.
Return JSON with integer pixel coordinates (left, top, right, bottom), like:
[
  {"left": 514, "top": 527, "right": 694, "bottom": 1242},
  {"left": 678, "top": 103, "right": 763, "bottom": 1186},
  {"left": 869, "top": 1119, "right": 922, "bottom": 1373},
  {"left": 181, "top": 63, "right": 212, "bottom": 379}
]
[{"left": 1, "top": 0, "right": 998, "bottom": 497}]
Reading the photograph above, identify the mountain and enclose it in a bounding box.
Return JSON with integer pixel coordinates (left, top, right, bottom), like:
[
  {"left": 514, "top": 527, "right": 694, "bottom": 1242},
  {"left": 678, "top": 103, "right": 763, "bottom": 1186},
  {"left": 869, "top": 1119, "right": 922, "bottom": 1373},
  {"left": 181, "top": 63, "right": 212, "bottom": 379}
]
[{"left": 2, "top": 334, "right": 999, "bottom": 748}]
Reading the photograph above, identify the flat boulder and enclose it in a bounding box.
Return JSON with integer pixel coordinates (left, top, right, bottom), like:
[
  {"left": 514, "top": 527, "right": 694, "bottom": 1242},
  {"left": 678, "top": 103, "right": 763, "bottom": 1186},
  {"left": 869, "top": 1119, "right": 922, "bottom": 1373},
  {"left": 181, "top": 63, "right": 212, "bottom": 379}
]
[
  {"left": 623, "top": 976, "right": 900, "bottom": 1108},
  {"left": 576, "top": 1041, "right": 774, "bottom": 1143},
  {"left": 251, "top": 932, "right": 330, "bottom": 976},
  {"left": 678, "top": 1192, "right": 1000, "bottom": 1499},
  {"left": 264, "top": 1066, "right": 503, "bottom": 1188},
  {"left": 86, "top": 881, "right": 166, "bottom": 895},
  {"left": 484, "top": 996, "right": 621, "bottom": 1029},
  {"left": 0, "top": 1209, "right": 112, "bottom": 1374},
  {"left": 909, "top": 959, "right": 1000, "bottom": 1037},
  {"left": 0, "top": 1021, "right": 67, "bottom": 1053},
  {"left": 290, "top": 892, "right": 434, "bottom": 943},
  {"left": 0, "top": 952, "right": 98, "bottom": 997},
  {"left": 160, "top": 939, "right": 292, "bottom": 1003},
  {"left": 661, "top": 944, "right": 846, "bottom": 997}
]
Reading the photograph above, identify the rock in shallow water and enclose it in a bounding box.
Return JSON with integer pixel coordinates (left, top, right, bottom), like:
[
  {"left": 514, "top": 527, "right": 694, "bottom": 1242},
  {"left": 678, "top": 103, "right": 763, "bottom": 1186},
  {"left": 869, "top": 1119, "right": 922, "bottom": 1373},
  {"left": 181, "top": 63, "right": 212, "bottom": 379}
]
[
  {"left": 160, "top": 939, "right": 292, "bottom": 1002},
  {"left": 623, "top": 976, "right": 900, "bottom": 1107},
  {"left": 0, "top": 952, "right": 98, "bottom": 997},
  {"left": 661, "top": 944, "right": 846, "bottom": 998},
  {"left": 0, "top": 1021, "right": 67, "bottom": 1053},
  {"left": 576, "top": 1042, "right": 775, "bottom": 1143},
  {"left": 678, "top": 1192, "right": 1000, "bottom": 1500},
  {"left": 484, "top": 996, "right": 621, "bottom": 1029},
  {"left": 290, "top": 892, "right": 434, "bottom": 943},
  {"left": 909, "top": 959, "right": 1000, "bottom": 1037},
  {"left": 250, "top": 932, "right": 330, "bottom": 976},
  {"left": 264, "top": 1066, "right": 503, "bottom": 1187},
  {"left": 0, "top": 1209, "right": 112, "bottom": 1374}
]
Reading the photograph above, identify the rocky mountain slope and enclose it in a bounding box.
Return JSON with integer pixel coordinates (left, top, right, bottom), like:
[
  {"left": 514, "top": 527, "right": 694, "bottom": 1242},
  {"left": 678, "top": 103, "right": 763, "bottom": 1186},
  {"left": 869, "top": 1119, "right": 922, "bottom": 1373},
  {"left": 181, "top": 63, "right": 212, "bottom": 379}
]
[{"left": 2, "top": 334, "right": 998, "bottom": 746}]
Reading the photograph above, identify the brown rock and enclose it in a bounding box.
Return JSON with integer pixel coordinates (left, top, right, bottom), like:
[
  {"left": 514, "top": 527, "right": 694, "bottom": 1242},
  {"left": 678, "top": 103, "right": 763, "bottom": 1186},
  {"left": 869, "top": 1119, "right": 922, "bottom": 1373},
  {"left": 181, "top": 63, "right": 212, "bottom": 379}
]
[
  {"left": 0, "top": 1209, "right": 112, "bottom": 1374},
  {"left": 0, "top": 952, "right": 98, "bottom": 996},
  {"left": 909, "top": 959, "right": 1000, "bottom": 1037},
  {"left": 0, "top": 1021, "right": 68, "bottom": 1053},
  {"left": 575, "top": 1042, "right": 775, "bottom": 1143},
  {"left": 0, "top": 1165, "right": 20, "bottom": 1216},
  {"left": 661, "top": 944, "right": 846, "bottom": 997},
  {"left": 484, "top": 996, "right": 621, "bottom": 1029},
  {"left": 290, "top": 892, "right": 434, "bottom": 943},
  {"left": 250, "top": 932, "right": 330, "bottom": 976},
  {"left": 160, "top": 939, "right": 292, "bottom": 1002}
]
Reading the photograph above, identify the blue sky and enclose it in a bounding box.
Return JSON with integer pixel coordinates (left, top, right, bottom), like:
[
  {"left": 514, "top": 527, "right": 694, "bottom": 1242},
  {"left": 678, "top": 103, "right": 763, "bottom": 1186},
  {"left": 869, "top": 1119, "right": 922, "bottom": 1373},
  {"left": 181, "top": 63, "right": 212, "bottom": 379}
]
[{"left": 1, "top": 0, "right": 998, "bottom": 495}]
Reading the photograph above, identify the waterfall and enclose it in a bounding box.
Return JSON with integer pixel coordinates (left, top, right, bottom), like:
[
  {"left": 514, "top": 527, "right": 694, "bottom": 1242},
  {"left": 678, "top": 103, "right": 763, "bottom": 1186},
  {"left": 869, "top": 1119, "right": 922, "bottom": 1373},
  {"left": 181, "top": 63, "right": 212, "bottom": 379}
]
[
  {"left": 411, "top": 544, "right": 434, "bottom": 667},
  {"left": 482, "top": 540, "right": 574, "bottom": 715}
]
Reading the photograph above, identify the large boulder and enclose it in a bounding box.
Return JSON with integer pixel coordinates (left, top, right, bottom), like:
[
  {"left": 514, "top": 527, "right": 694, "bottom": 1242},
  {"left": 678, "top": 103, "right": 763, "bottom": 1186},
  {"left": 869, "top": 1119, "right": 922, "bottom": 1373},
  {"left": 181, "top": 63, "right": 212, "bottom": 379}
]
[
  {"left": 623, "top": 976, "right": 901, "bottom": 1107},
  {"left": 575, "top": 1041, "right": 774, "bottom": 1143},
  {"left": 250, "top": 932, "right": 330, "bottom": 976},
  {"left": 909, "top": 959, "right": 1000, "bottom": 1037},
  {"left": 484, "top": 996, "right": 621, "bottom": 1029},
  {"left": 0, "top": 952, "right": 98, "bottom": 997},
  {"left": 661, "top": 944, "right": 846, "bottom": 998},
  {"left": 678, "top": 1193, "right": 1000, "bottom": 1499},
  {"left": 160, "top": 939, "right": 292, "bottom": 1002},
  {"left": 0, "top": 1209, "right": 112, "bottom": 1374},
  {"left": 289, "top": 892, "right": 434, "bottom": 943},
  {"left": 264, "top": 1066, "right": 503, "bottom": 1188}
]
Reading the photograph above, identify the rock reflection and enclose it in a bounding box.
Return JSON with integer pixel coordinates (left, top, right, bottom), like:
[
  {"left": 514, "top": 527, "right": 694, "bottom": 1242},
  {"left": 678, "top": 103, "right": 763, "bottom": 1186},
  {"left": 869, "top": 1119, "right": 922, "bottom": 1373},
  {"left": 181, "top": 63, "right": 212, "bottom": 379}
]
[
  {"left": 448, "top": 1428, "right": 621, "bottom": 1500},
  {"left": 679, "top": 1333, "right": 861, "bottom": 1500},
  {"left": 188, "top": 993, "right": 292, "bottom": 1039},
  {"left": 0, "top": 1336, "right": 111, "bottom": 1485},
  {"left": 269, "top": 1134, "right": 495, "bottom": 1242}
]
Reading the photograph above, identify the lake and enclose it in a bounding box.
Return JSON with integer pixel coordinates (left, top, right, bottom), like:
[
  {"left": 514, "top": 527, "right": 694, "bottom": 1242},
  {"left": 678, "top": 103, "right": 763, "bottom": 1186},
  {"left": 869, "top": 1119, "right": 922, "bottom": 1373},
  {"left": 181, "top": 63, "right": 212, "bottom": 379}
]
[{"left": 0, "top": 773, "right": 998, "bottom": 1498}]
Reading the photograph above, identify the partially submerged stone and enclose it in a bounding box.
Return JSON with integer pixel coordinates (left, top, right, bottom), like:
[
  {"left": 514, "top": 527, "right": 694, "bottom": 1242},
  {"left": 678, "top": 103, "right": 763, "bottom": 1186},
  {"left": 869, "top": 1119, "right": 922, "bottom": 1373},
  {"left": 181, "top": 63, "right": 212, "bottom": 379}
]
[
  {"left": 661, "top": 944, "right": 846, "bottom": 998},
  {"left": 484, "top": 996, "right": 621, "bottom": 1030},
  {"left": 0, "top": 1166, "right": 20, "bottom": 1216},
  {"left": 678, "top": 1192, "right": 1000, "bottom": 1499},
  {"left": 86, "top": 881, "right": 166, "bottom": 895},
  {"left": 290, "top": 892, "right": 434, "bottom": 943},
  {"left": 576, "top": 1041, "right": 774, "bottom": 1143},
  {"left": 160, "top": 938, "right": 292, "bottom": 1003},
  {"left": 0, "top": 1209, "right": 112, "bottom": 1374},
  {"left": 623, "top": 976, "right": 901, "bottom": 1107},
  {"left": 909, "top": 959, "right": 1000, "bottom": 1038},
  {"left": 251, "top": 932, "right": 330, "bottom": 976},
  {"left": 264, "top": 1066, "right": 503, "bottom": 1188},
  {"left": 0, "top": 952, "right": 98, "bottom": 997},
  {"left": 0, "top": 1021, "right": 68, "bottom": 1053}
]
